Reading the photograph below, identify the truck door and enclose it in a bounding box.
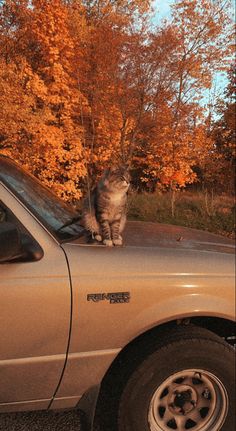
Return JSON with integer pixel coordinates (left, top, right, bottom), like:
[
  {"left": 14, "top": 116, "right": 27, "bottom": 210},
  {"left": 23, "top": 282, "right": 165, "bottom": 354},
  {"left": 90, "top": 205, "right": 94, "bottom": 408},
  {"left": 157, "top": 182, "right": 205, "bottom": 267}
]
[{"left": 0, "top": 189, "right": 71, "bottom": 412}]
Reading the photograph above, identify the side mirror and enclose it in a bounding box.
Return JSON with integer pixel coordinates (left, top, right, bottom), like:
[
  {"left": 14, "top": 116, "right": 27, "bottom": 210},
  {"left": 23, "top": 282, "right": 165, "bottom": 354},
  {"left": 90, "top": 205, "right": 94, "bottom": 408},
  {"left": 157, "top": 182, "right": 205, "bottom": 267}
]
[
  {"left": 0, "top": 222, "right": 22, "bottom": 262},
  {"left": 0, "top": 222, "right": 44, "bottom": 263}
]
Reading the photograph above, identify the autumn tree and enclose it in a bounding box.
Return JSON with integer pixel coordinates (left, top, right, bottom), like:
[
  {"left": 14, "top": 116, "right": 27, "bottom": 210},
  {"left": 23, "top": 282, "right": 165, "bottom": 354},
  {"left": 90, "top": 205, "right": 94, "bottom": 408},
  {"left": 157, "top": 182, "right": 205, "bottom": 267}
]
[
  {"left": 0, "top": 0, "right": 87, "bottom": 199},
  {"left": 67, "top": 0, "right": 153, "bottom": 184},
  {"left": 0, "top": 0, "right": 234, "bottom": 202},
  {"left": 208, "top": 65, "right": 236, "bottom": 194},
  {"left": 0, "top": 1, "right": 34, "bottom": 150},
  {"left": 132, "top": 0, "right": 234, "bottom": 211}
]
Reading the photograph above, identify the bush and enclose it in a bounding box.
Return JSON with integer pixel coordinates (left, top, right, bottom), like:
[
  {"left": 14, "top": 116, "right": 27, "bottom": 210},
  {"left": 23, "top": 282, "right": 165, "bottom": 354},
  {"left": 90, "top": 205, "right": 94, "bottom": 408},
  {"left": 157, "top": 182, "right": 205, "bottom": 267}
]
[{"left": 127, "top": 190, "right": 235, "bottom": 238}]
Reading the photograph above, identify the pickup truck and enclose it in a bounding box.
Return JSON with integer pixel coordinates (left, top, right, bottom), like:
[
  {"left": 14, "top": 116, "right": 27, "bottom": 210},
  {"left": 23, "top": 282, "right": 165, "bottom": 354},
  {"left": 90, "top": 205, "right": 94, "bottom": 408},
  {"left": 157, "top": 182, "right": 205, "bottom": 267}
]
[{"left": 0, "top": 155, "right": 235, "bottom": 431}]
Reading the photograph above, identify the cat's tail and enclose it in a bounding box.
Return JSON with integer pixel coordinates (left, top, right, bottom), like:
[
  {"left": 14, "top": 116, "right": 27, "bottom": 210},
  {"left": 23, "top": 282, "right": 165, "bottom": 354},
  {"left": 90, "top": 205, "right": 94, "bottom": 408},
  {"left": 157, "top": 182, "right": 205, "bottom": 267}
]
[
  {"left": 80, "top": 211, "right": 100, "bottom": 236},
  {"left": 119, "top": 214, "right": 127, "bottom": 233}
]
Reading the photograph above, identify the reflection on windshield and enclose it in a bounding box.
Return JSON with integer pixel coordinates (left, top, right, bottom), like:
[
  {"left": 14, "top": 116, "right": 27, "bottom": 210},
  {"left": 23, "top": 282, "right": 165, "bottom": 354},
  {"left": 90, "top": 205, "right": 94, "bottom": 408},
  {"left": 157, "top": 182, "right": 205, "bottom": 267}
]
[{"left": 0, "top": 157, "right": 84, "bottom": 241}]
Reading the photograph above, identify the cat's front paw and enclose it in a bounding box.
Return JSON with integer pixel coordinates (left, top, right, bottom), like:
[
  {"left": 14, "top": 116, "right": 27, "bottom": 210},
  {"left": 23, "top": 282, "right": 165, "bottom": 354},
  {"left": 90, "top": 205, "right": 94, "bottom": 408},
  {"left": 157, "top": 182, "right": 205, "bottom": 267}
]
[
  {"left": 103, "top": 239, "right": 113, "bottom": 247},
  {"left": 94, "top": 234, "right": 102, "bottom": 242},
  {"left": 113, "top": 238, "right": 123, "bottom": 246}
]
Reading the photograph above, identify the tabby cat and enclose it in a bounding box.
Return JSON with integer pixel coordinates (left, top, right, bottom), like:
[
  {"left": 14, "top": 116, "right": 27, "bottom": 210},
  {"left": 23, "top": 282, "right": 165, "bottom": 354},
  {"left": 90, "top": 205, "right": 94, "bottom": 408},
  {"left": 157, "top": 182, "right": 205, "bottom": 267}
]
[{"left": 81, "top": 166, "right": 130, "bottom": 246}]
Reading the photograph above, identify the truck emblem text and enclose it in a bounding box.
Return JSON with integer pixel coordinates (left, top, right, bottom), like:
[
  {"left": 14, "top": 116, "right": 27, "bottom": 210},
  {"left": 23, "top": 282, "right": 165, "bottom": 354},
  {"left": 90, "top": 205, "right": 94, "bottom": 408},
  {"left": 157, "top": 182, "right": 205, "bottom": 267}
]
[{"left": 87, "top": 292, "right": 130, "bottom": 304}]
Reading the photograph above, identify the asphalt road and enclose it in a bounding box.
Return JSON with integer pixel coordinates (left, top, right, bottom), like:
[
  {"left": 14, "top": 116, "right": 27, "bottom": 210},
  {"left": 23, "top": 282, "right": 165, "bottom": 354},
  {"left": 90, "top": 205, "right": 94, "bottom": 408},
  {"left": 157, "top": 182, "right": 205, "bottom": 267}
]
[{"left": 0, "top": 409, "right": 83, "bottom": 431}]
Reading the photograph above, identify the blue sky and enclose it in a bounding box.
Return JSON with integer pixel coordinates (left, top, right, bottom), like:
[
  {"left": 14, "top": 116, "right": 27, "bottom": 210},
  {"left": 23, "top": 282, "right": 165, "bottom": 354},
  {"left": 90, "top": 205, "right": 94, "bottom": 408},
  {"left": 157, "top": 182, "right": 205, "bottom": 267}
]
[
  {"left": 150, "top": 0, "right": 231, "bottom": 105},
  {"left": 152, "top": 0, "right": 172, "bottom": 24}
]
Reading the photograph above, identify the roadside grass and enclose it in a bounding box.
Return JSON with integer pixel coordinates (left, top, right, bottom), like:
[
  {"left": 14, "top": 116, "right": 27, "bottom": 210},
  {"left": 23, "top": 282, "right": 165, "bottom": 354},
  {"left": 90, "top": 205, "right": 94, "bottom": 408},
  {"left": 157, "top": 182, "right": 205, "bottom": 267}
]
[{"left": 127, "top": 190, "right": 235, "bottom": 238}]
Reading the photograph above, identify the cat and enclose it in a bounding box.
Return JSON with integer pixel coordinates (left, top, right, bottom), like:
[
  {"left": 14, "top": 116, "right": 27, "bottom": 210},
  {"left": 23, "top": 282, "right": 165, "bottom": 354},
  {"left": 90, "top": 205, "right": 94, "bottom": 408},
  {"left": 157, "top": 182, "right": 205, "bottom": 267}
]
[{"left": 81, "top": 166, "right": 130, "bottom": 246}]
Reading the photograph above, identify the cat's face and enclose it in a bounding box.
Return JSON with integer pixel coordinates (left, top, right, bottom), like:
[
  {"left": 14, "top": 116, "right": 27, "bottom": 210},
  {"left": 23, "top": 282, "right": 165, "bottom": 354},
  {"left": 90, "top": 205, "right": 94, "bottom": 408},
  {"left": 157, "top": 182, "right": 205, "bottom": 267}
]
[{"left": 104, "top": 166, "right": 130, "bottom": 191}]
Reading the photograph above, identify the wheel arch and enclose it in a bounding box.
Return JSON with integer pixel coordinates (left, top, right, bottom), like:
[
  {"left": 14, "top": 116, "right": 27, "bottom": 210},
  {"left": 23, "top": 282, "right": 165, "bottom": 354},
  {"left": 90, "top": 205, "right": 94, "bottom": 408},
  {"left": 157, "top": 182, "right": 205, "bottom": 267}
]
[{"left": 98, "top": 315, "right": 235, "bottom": 399}]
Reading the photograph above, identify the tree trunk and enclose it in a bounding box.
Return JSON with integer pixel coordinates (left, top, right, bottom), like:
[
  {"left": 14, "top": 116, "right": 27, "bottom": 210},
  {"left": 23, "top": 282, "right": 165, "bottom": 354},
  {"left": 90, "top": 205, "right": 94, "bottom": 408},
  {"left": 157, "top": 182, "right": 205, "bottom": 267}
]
[{"left": 171, "top": 189, "right": 176, "bottom": 218}]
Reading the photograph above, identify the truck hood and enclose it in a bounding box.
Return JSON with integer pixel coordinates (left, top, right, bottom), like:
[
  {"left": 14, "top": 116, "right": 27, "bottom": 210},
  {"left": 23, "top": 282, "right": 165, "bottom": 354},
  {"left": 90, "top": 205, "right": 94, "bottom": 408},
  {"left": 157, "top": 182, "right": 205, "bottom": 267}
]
[
  {"left": 122, "top": 221, "right": 235, "bottom": 254},
  {"left": 68, "top": 221, "right": 235, "bottom": 255}
]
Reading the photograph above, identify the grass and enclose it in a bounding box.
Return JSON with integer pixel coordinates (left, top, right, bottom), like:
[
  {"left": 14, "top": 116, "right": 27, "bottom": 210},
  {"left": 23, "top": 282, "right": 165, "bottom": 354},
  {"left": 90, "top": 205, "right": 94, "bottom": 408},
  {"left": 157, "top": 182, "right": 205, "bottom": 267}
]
[{"left": 127, "top": 190, "right": 235, "bottom": 239}]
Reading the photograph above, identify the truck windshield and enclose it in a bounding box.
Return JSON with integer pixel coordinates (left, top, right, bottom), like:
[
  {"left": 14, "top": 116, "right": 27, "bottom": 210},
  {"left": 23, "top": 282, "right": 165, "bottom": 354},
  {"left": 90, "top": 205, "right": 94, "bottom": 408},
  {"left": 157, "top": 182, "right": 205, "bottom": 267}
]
[{"left": 0, "top": 157, "right": 84, "bottom": 241}]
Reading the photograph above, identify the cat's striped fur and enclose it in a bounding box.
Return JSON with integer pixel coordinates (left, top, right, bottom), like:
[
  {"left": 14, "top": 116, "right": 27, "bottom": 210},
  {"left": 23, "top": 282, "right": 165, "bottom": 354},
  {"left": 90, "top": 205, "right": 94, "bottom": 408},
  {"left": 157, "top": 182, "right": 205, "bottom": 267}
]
[{"left": 81, "top": 166, "right": 130, "bottom": 246}]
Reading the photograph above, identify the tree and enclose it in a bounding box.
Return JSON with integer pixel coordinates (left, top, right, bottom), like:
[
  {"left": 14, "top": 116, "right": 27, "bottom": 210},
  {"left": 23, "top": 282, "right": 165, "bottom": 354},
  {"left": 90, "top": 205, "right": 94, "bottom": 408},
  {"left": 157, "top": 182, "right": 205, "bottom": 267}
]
[
  {"left": 132, "top": 0, "right": 234, "bottom": 209},
  {"left": 0, "top": 0, "right": 87, "bottom": 199},
  {"left": 69, "top": 0, "right": 153, "bottom": 184},
  {"left": 209, "top": 65, "right": 236, "bottom": 194},
  {"left": 0, "top": 0, "right": 234, "bottom": 202}
]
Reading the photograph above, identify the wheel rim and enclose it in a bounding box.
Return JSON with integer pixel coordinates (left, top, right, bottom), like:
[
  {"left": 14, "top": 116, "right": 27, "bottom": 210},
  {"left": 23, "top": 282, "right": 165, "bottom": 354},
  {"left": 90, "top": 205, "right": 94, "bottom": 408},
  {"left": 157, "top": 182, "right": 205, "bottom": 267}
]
[{"left": 148, "top": 369, "right": 228, "bottom": 431}]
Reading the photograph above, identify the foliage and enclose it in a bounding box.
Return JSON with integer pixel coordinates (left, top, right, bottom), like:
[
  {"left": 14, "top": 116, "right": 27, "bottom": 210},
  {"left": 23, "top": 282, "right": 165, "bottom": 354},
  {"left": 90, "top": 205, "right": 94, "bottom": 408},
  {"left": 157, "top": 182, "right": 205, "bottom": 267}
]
[
  {"left": 0, "top": 0, "right": 87, "bottom": 199},
  {"left": 0, "top": 0, "right": 234, "bottom": 200},
  {"left": 128, "top": 190, "right": 235, "bottom": 238},
  {"left": 210, "top": 65, "right": 236, "bottom": 193}
]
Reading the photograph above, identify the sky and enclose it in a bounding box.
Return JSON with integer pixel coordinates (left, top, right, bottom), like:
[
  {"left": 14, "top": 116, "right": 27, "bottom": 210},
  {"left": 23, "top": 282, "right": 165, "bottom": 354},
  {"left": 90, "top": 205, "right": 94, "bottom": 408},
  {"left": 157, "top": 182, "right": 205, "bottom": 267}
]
[
  {"left": 152, "top": 0, "right": 235, "bottom": 23},
  {"left": 151, "top": 0, "right": 232, "bottom": 106},
  {"left": 152, "top": 0, "right": 172, "bottom": 23}
]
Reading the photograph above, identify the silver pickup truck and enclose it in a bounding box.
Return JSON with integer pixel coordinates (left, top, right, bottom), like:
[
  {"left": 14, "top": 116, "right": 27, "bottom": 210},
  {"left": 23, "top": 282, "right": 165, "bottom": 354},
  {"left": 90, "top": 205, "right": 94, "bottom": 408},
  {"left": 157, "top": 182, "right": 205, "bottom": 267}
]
[{"left": 0, "top": 155, "right": 235, "bottom": 431}]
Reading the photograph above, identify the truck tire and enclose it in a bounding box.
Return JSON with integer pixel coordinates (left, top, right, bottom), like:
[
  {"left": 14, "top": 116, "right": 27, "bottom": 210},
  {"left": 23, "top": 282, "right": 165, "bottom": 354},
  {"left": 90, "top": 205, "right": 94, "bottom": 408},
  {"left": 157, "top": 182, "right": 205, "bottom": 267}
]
[
  {"left": 94, "top": 326, "right": 235, "bottom": 431},
  {"left": 118, "top": 327, "right": 235, "bottom": 431}
]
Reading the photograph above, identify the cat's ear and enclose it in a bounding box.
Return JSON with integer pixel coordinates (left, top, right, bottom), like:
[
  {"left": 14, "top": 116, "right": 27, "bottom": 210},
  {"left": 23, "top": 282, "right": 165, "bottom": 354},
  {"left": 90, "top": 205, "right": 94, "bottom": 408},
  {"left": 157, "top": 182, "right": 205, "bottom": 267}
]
[
  {"left": 124, "top": 160, "right": 131, "bottom": 170},
  {"left": 109, "top": 165, "right": 117, "bottom": 173},
  {"left": 116, "top": 153, "right": 132, "bottom": 169}
]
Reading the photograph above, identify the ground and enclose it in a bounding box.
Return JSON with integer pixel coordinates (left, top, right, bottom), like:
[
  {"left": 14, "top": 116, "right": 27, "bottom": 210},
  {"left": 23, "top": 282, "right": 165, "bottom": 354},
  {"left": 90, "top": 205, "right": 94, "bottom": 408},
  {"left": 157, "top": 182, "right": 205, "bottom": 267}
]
[{"left": 0, "top": 409, "right": 83, "bottom": 431}]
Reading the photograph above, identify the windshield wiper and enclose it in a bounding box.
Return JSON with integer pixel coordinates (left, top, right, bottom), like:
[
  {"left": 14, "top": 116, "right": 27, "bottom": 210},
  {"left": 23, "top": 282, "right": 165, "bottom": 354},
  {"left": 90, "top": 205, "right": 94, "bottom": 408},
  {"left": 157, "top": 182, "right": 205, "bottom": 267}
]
[{"left": 57, "top": 215, "right": 83, "bottom": 232}]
